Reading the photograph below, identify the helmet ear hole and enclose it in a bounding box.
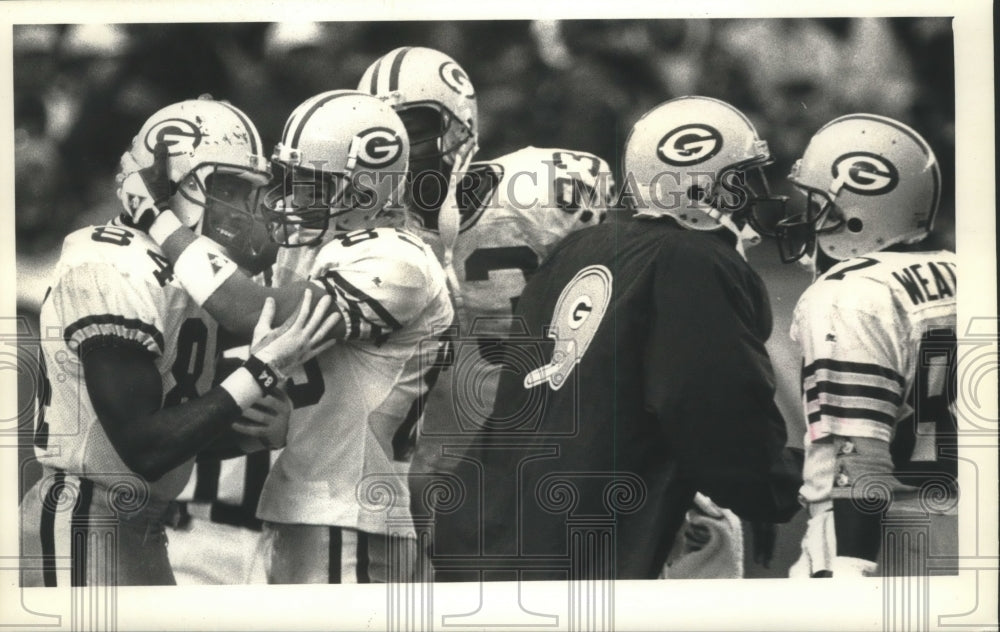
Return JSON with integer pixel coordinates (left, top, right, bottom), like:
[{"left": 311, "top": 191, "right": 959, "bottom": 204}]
[
  {"left": 847, "top": 217, "right": 863, "bottom": 233},
  {"left": 180, "top": 172, "right": 201, "bottom": 193}
]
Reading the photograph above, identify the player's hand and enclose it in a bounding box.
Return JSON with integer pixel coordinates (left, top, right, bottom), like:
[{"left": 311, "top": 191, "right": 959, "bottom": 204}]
[
  {"left": 232, "top": 389, "right": 292, "bottom": 450},
  {"left": 681, "top": 493, "right": 728, "bottom": 554},
  {"left": 117, "top": 141, "right": 175, "bottom": 231},
  {"left": 659, "top": 492, "right": 744, "bottom": 579},
  {"left": 250, "top": 289, "right": 340, "bottom": 374}
]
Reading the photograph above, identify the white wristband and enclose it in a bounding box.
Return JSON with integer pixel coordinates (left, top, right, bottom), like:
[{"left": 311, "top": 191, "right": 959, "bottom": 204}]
[
  {"left": 173, "top": 237, "right": 239, "bottom": 306},
  {"left": 219, "top": 367, "right": 264, "bottom": 410},
  {"left": 149, "top": 210, "right": 184, "bottom": 246}
]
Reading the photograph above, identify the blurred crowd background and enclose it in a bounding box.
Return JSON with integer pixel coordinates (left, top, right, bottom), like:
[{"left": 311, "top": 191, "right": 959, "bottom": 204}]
[
  {"left": 14, "top": 18, "right": 955, "bottom": 262},
  {"left": 11, "top": 18, "right": 958, "bottom": 579}
]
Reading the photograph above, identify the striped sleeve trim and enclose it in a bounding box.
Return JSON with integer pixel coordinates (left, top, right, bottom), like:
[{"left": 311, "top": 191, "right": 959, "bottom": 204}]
[
  {"left": 319, "top": 277, "right": 358, "bottom": 340},
  {"left": 806, "top": 395, "right": 900, "bottom": 424},
  {"left": 802, "top": 359, "right": 905, "bottom": 431},
  {"left": 77, "top": 335, "right": 158, "bottom": 360},
  {"left": 804, "top": 381, "right": 904, "bottom": 407},
  {"left": 806, "top": 400, "right": 899, "bottom": 426},
  {"left": 64, "top": 314, "right": 165, "bottom": 357},
  {"left": 326, "top": 270, "right": 404, "bottom": 332},
  {"left": 806, "top": 404, "right": 898, "bottom": 427},
  {"left": 804, "top": 382, "right": 903, "bottom": 419},
  {"left": 319, "top": 274, "right": 400, "bottom": 342},
  {"left": 803, "top": 358, "right": 905, "bottom": 387}
]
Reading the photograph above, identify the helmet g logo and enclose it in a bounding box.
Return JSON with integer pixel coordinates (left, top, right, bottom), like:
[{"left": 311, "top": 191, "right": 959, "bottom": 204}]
[
  {"left": 439, "top": 61, "right": 475, "bottom": 99},
  {"left": 144, "top": 118, "right": 202, "bottom": 156},
  {"left": 569, "top": 296, "right": 593, "bottom": 330},
  {"left": 353, "top": 127, "right": 404, "bottom": 168},
  {"left": 832, "top": 152, "right": 899, "bottom": 195},
  {"left": 657, "top": 124, "right": 723, "bottom": 166}
]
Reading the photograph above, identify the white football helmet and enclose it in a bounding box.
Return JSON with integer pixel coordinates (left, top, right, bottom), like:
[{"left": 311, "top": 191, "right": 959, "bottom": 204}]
[
  {"left": 118, "top": 95, "right": 274, "bottom": 272},
  {"left": 264, "top": 90, "right": 409, "bottom": 247},
  {"left": 358, "top": 47, "right": 478, "bottom": 310},
  {"left": 358, "top": 46, "right": 478, "bottom": 177},
  {"left": 623, "top": 96, "right": 785, "bottom": 251},
  {"left": 776, "top": 113, "right": 941, "bottom": 262}
]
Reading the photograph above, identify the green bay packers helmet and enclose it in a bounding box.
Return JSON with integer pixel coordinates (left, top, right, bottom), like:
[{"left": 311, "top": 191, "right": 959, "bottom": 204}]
[
  {"left": 358, "top": 46, "right": 478, "bottom": 176},
  {"left": 118, "top": 95, "right": 275, "bottom": 273},
  {"left": 623, "top": 96, "right": 783, "bottom": 246},
  {"left": 776, "top": 114, "right": 941, "bottom": 262},
  {"left": 264, "top": 90, "right": 409, "bottom": 247}
]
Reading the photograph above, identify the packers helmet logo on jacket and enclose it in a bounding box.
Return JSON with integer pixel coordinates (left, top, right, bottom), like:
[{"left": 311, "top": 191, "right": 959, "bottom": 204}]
[
  {"left": 524, "top": 265, "right": 613, "bottom": 391},
  {"left": 831, "top": 152, "right": 899, "bottom": 196},
  {"left": 657, "top": 124, "right": 723, "bottom": 166},
  {"left": 144, "top": 118, "right": 202, "bottom": 156},
  {"left": 439, "top": 61, "right": 475, "bottom": 98},
  {"left": 353, "top": 127, "right": 404, "bottom": 168}
]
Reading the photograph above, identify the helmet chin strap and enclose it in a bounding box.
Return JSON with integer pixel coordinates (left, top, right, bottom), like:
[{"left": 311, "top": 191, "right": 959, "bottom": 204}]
[
  {"left": 173, "top": 174, "right": 209, "bottom": 234},
  {"left": 706, "top": 206, "right": 761, "bottom": 261},
  {"left": 173, "top": 195, "right": 207, "bottom": 235},
  {"left": 797, "top": 240, "right": 820, "bottom": 281}
]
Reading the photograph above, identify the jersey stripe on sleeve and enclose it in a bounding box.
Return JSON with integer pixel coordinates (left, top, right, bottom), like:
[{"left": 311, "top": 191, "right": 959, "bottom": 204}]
[
  {"left": 318, "top": 271, "right": 403, "bottom": 342},
  {"left": 63, "top": 314, "right": 165, "bottom": 356},
  {"left": 318, "top": 277, "right": 361, "bottom": 340},
  {"left": 802, "top": 358, "right": 906, "bottom": 435},
  {"left": 804, "top": 359, "right": 906, "bottom": 387}
]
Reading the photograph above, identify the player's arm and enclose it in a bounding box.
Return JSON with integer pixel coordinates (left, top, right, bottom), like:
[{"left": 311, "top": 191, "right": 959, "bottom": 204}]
[
  {"left": 196, "top": 348, "right": 293, "bottom": 461},
  {"left": 82, "top": 292, "right": 336, "bottom": 482},
  {"left": 154, "top": 216, "right": 338, "bottom": 338},
  {"left": 191, "top": 391, "right": 292, "bottom": 461},
  {"left": 643, "top": 243, "right": 802, "bottom": 523},
  {"left": 85, "top": 342, "right": 240, "bottom": 481},
  {"left": 791, "top": 284, "right": 906, "bottom": 571},
  {"left": 120, "top": 141, "right": 344, "bottom": 338}
]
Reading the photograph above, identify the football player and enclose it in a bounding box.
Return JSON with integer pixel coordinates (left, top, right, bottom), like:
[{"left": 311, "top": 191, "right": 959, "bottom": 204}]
[
  {"left": 127, "top": 90, "right": 454, "bottom": 583},
  {"left": 357, "top": 47, "right": 613, "bottom": 524},
  {"left": 432, "top": 96, "right": 803, "bottom": 580},
  {"left": 763, "top": 115, "right": 956, "bottom": 577},
  {"left": 20, "top": 97, "right": 338, "bottom": 587}
]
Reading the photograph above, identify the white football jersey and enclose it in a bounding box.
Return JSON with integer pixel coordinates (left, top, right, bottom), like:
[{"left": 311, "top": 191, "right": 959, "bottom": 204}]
[
  {"left": 257, "top": 226, "right": 454, "bottom": 535},
  {"left": 36, "top": 223, "right": 219, "bottom": 501},
  {"left": 175, "top": 270, "right": 275, "bottom": 529},
  {"left": 791, "top": 250, "right": 957, "bottom": 443},
  {"left": 409, "top": 146, "right": 612, "bottom": 337},
  {"left": 175, "top": 342, "right": 277, "bottom": 528},
  {"left": 406, "top": 146, "right": 611, "bottom": 434}
]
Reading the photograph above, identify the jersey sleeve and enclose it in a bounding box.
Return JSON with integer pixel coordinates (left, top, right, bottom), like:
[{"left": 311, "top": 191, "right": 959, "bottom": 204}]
[
  {"left": 790, "top": 279, "right": 907, "bottom": 443},
  {"left": 311, "top": 233, "right": 436, "bottom": 342},
  {"left": 50, "top": 260, "right": 166, "bottom": 359},
  {"left": 643, "top": 239, "right": 801, "bottom": 522}
]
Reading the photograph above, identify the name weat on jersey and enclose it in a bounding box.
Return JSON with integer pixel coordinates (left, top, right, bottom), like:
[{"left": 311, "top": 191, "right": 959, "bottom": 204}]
[{"left": 891, "top": 260, "right": 956, "bottom": 306}]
